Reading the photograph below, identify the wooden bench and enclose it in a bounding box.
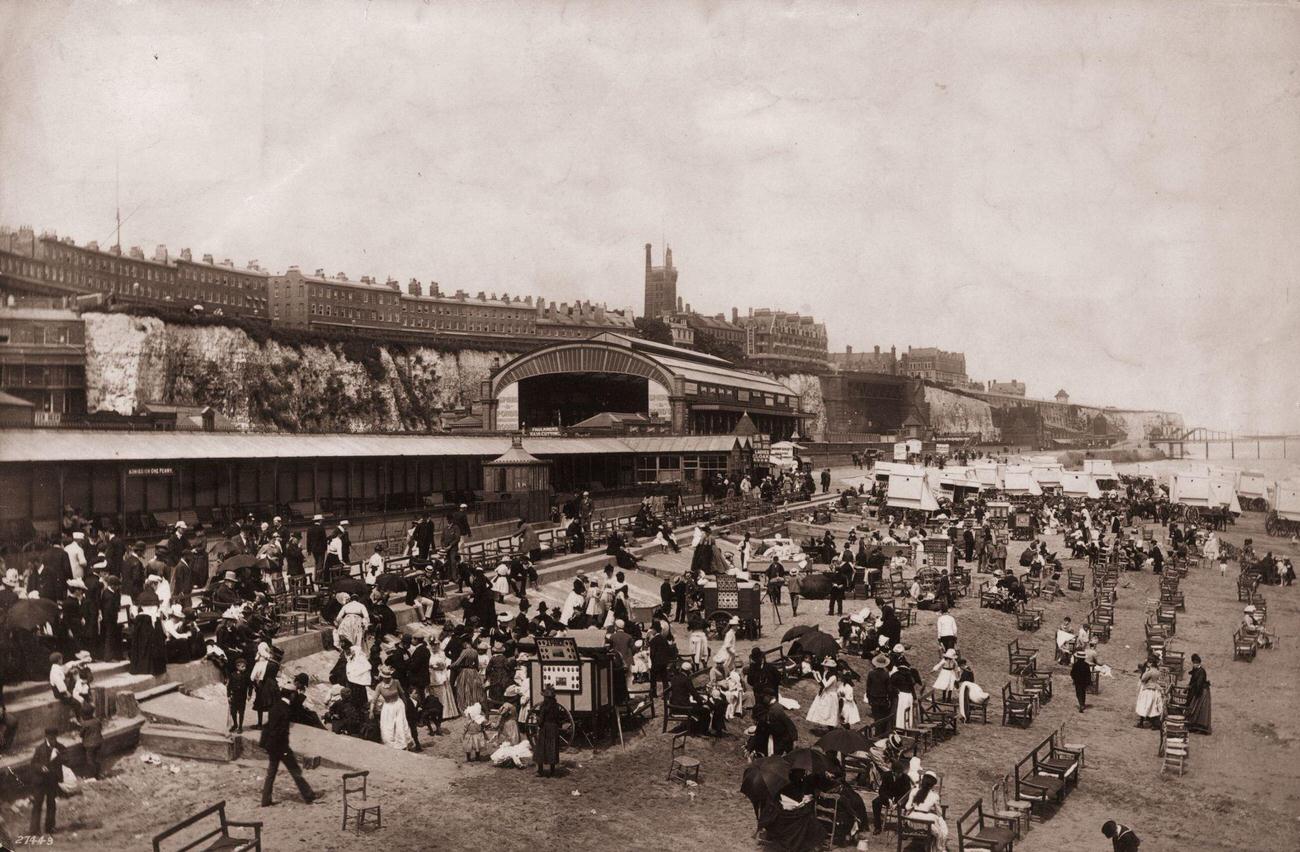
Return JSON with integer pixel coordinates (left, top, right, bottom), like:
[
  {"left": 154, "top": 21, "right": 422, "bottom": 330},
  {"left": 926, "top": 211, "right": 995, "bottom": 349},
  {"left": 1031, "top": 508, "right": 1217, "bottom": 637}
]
[
  {"left": 152, "top": 800, "right": 262, "bottom": 852},
  {"left": 1000, "top": 682, "right": 1034, "bottom": 727},
  {"left": 957, "top": 799, "right": 1016, "bottom": 851},
  {"left": 1006, "top": 638, "right": 1037, "bottom": 675}
]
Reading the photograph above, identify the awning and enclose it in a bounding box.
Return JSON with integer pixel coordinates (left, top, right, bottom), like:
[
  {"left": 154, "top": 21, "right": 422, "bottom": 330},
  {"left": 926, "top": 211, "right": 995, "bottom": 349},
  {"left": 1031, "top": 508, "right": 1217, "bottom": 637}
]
[{"left": 886, "top": 472, "right": 941, "bottom": 512}]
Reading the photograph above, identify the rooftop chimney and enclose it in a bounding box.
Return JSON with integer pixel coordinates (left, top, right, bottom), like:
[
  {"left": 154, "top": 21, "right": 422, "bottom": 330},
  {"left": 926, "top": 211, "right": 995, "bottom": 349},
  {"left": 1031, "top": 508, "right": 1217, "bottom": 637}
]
[
  {"left": 676, "top": 296, "right": 683, "bottom": 312},
  {"left": 408, "top": 278, "right": 422, "bottom": 296},
  {"left": 247, "top": 259, "right": 261, "bottom": 271},
  {"left": 731, "top": 307, "right": 738, "bottom": 323},
  {"left": 845, "top": 345, "right": 853, "bottom": 354},
  {"left": 874, "top": 345, "right": 880, "bottom": 354},
  {"left": 645, "top": 243, "right": 652, "bottom": 269},
  {"left": 315, "top": 268, "right": 326, "bottom": 277},
  {"left": 129, "top": 246, "right": 145, "bottom": 260},
  {"left": 87, "top": 241, "right": 100, "bottom": 251},
  {"left": 203, "top": 253, "right": 215, "bottom": 264},
  {"left": 180, "top": 248, "right": 192, "bottom": 261}
]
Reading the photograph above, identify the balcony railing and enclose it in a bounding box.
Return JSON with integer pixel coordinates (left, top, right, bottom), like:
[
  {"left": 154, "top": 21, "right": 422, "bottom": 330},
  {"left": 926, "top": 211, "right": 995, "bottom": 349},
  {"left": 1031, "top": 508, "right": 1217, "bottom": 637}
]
[{"left": 33, "top": 411, "right": 62, "bottom": 427}]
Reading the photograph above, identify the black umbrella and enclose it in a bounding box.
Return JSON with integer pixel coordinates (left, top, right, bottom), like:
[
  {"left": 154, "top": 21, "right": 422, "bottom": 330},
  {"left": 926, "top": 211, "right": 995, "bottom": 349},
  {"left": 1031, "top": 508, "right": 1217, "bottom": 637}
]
[
  {"left": 781, "top": 624, "right": 816, "bottom": 643},
  {"left": 816, "top": 727, "right": 870, "bottom": 755},
  {"left": 786, "top": 746, "right": 836, "bottom": 775},
  {"left": 376, "top": 573, "right": 408, "bottom": 593},
  {"left": 209, "top": 538, "right": 241, "bottom": 560},
  {"left": 219, "top": 554, "right": 259, "bottom": 575},
  {"left": 331, "top": 576, "right": 368, "bottom": 596},
  {"left": 740, "top": 755, "right": 791, "bottom": 804},
  {"left": 795, "top": 630, "right": 839, "bottom": 660},
  {"left": 1, "top": 598, "right": 60, "bottom": 631}
]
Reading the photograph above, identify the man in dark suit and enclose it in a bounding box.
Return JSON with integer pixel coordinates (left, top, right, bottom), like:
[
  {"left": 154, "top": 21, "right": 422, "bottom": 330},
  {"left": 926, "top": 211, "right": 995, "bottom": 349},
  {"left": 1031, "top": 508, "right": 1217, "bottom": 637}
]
[
  {"left": 121, "top": 541, "right": 146, "bottom": 600},
  {"left": 103, "top": 527, "right": 126, "bottom": 578},
  {"left": 667, "top": 662, "right": 726, "bottom": 736},
  {"left": 648, "top": 626, "right": 675, "bottom": 699},
  {"left": 306, "top": 515, "right": 327, "bottom": 575},
  {"left": 259, "top": 689, "right": 317, "bottom": 807},
  {"left": 29, "top": 726, "right": 63, "bottom": 834}
]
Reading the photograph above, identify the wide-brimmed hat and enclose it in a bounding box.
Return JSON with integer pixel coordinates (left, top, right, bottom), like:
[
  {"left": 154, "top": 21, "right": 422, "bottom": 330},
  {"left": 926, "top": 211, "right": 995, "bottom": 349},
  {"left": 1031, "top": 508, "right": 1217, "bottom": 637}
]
[
  {"left": 822, "top": 657, "right": 837, "bottom": 668},
  {"left": 1244, "top": 605, "right": 1256, "bottom": 613},
  {"left": 943, "top": 648, "right": 958, "bottom": 659},
  {"left": 1, "top": 568, "right": 18, "bottom": 587},
  {"left": 74, "top": 650, "right": 93, "bottom": 664},
  {"left": 223, "top": 570, "right": 238, "bottom": 582},
  {"left": 497, "top": 612, "right": 512, "bottom": 623},
  {"left": 728, "top": 616, "right": 740, "bottom": 626},
  {"left": 872, "top": 654, "right": 890, "bottom": 668},
  {"left": 379, "top": 664, "right": 395, "bottom": 678},
  {"left": 312, "top": 514, "right": 324, "bottom": 521},
  {"left": 892, "top": 643, "right": 906, "bottom": 653}
]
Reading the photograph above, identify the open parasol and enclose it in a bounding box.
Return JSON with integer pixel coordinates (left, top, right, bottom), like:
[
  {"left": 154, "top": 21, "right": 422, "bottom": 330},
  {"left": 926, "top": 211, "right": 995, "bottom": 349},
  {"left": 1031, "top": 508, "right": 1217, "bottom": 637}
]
[
  {"left": 739, "top": 755, "right": 791, "bottom": 805},
  {"left": 816, "top": 727, "right": 870, "bottom": 755},
  {"left": 219, "top": 554, "right": 259, "bottom": 575},
  {"left": 792, "top": 630, "right": 839, "bottom": 659},
  {"left": 1, "top": 598, "right": 61, "bottom": 631},
  {"left": 786, "top": 747, "right": 836, "bottom": 775},
  {"left": 781, "top": 624, "right": 816, "bottom": 643},
  {"left": 331, "top": 576, "right": 368, "bottom": 596},
  {"left": 375, "top": 573, "right": 408, "bottom": 593}
]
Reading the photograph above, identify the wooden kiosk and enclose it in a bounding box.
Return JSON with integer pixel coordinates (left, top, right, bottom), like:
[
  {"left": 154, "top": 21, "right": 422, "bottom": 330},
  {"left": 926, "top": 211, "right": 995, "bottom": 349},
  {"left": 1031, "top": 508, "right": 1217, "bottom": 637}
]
[{"left": 522, "top": 633, "right": 617, "bottom": 748}]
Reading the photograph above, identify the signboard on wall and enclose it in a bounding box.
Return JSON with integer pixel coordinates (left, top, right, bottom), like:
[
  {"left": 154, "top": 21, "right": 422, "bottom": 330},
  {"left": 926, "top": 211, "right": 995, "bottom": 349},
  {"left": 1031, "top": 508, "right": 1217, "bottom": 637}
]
[
  {"left": 648, "top": 379, "right": 672, "bottom": 421},
  {"left": 893, "top": 442, "right": 907, "bottom": 461},
  {"left": 497, "top": 382, "right": 519, "bottom": 431},
  {"left": 751, "top": 434, "right": 771, "bottom": 464},
  {"left": 936, "top": 443, "right": 950, "bottom": 456},
  {"left": 127, "top": 467, "right": 174, "bottom": 477}
]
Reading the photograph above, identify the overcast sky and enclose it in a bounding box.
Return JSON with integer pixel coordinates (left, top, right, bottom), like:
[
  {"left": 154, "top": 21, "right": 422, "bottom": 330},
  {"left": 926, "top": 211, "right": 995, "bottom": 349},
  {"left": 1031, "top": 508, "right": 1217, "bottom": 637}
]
[{"left": 2, "top": 0, "right": 1297, "bottom": 432}]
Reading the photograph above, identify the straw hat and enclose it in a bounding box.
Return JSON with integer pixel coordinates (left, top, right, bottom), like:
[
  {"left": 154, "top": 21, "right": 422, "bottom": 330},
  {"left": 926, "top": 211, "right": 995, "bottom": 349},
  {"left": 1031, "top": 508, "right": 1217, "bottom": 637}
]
[
  {"left": 822, "top": 657, "right": 837, "bottom": 668},
  {"left": 1, "top": 568, "right": 18, "bottom": 588},
  {"left": 379, "top": 664, "right": 395, "bottom": 678},
  {"left": 1244, "top": 605, "right": 1256, "bottom": 613},
  {"left": 872, "top": 654, "right": 890, "bottom": 668},
  {"left": 892, "top": 643, "right": 906, "bottom": 653},
  {"left": 943, "top": 648, "right": 958, "bottom": 659}
]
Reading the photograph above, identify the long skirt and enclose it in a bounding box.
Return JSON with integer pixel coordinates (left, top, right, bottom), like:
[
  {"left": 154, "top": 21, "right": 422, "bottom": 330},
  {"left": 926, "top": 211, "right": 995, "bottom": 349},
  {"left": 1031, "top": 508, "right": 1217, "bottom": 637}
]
[
  {"left": 378, "top": 699, "right": 415, "bottom": 750},
  {"left": 454, "top": 668, "right": 486, "bottom": 711},
  {"left": 535, "top": 721, "right": 561, "bottom": 767},
  {"left": 806, "top": 690, "right": 840, "bottom": 727},
  {"left": 894, "top": 692, "right": 914, "bottom": 729},
  {"left": 433, "top": 677, "right": 460, "bottom": 720},
  {"left": 1134, "top": 686, "right": 1164, "bottom": 718},
  {"left": 1187, "top": 689, "right": 1212, "bottom": 734}
]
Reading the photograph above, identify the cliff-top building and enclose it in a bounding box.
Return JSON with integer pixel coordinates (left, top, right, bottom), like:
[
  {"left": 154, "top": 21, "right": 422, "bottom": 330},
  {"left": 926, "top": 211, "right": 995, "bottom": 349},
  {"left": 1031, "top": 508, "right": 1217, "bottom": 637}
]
[
  {"left": 829, "top": 344, "right": 898, "bottom": 375},
  {"left": 899, "top": 346, "right": 968, "bottom": 386}
]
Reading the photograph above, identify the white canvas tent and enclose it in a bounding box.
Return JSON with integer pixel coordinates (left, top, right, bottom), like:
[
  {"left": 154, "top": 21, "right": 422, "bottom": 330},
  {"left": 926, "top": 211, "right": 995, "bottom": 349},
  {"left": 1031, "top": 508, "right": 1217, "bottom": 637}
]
[
  {"left": 1002, "top": 471, "right": 1043, "bottom": 496},
  {"left": 934, "top": 468, "right": 987, "bottom": 496},
  {"left": 886, "top": 472, "right": 942, "bottom": 512},
  {"left": 1060, "top": 472, "right": 1102, "bottom": 499},
  {"left": 1209, "top": 468, "right": 1240, "bottom": 492}
]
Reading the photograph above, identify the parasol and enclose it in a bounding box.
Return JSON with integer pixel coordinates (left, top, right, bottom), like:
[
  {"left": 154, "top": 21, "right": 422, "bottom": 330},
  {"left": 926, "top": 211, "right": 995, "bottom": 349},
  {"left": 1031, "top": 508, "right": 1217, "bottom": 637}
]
[
  {"left": 816, "top": 727, "right": 870, "bottom": 755},
  {"left": 781, "top": 624, "right": 816, "bottom": 643},
  {"left": 793, "top": 630, "right": 839, "bottom": 659},
  {"left": 1, "top": 598, "right": 61, "bottom": 631},
  {"left": 331, "top": 576, "right": 368, "bottom": 596},
  {"left": 739, "top": 755, "right": 791, "bottom": 804},
  {"left": 786, "top": 747, "right": 836, "bottom": 775},
  {"left": 376, "top": 573, "right": 408, "bottom": 593},
  {"left": 220, "top": 554, "right": 259, "bottom": 575},
  {"left": 209, "top": 539, "right": 241, "bottom": 560}
]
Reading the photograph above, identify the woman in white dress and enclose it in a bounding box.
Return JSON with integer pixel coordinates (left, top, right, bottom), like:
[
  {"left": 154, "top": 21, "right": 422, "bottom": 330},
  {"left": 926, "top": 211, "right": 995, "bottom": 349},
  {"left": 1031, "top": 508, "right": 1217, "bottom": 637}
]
[
  {"left": 837, "top": 677, "right": 861, "bottom": 727},
  {"left": 371, "top": 664, "right": 415, "bottom": 750},
  {"left": 931, "top": 649, "right": 960, "bottom": 700},
  {"left": 491, "top": 562, "right": 511, "bottom": 601},
  {"left": 1134, "top": 655, "right": 1165, "bottom": 728},
  {"left": 334, "top": 593, "right": 370, "bottom": 652},
  {"left": 429, "top": 642, "right": 459, "bottom": 721},
  {"left": 560, "top": 579, "right": 586, "bottom": 627},
  {"left": 806, "top": 658, "right": 841, "bottom": 728},
  {"left": 688, "top": 621, "right": 711, "bottom": 668},
  {"left": 718, "top": 617, "right": 739, "bottom": 672},
  {"left": 904, "top": 771, "right": 949, "bottom": 850}
]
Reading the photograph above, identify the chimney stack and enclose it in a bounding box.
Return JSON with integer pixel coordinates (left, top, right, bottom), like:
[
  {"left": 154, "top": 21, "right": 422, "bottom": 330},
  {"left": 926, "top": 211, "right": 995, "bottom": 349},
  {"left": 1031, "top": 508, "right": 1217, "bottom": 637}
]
[
  {"left": 203, "top": 253, "right": 215, "bottom": 265},
  {"left": 645, "top": 243, "right": 652, "bottom": 269},
  {"left": 846, "top": 345, "right": 853, "bottom": 354},
  {"left": 874, "top": 345, "right": 880, "bottom": 354},
  {"left": 408, "top": 278, "right": 422, "bottom": 296},
  {"left": 731, "top": 307, "right": 738, "bottom": 323},
  {"left": 179, "top": 248, "right": 192, "bottom": 261},
  {"left": 129, "top": 245, "right": 144, "bottom": 260}
]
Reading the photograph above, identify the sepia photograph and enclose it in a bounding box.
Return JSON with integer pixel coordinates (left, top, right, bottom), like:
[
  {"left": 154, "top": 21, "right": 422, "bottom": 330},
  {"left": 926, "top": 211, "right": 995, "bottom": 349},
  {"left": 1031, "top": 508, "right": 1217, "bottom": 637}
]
[{"left": 0, "top": 1, "right": 1297, "bottom": 849}]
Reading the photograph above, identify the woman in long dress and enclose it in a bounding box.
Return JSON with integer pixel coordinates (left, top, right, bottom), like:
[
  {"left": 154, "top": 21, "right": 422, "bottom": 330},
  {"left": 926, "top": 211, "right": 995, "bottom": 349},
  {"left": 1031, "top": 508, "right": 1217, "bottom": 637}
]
[
  {"left": 904, "top": 771, "right": 949, "bottom": 850},
  {"left": 931, "top": 649, "right": 960, "bottom": 700},
  {"left": 128, "top": 595, "right": 167, "bottom": 676},
  {"left": 806, "top": 659, "right": 841, "bottom": 728},
  {"left": 334, "top": 594, "right": 369, "bottom": 652},
  {"left": 560, "top": 579, "right": 586, "bottom": 628},
  {"left": 430, "top": 643, "right": 460, "bottom": 721},
  {"left": 251, "top": 642, "right": 281, "bottom": 728},
  {"left": 1185, "top": 653, "right": 1212, "bottom": 734},
  {"left": 452, "top": 643, "right": 486, "bottom": 711},
  {"left": 688, "top": 620, "right": 711, "bottom": 668},
  {"left": 955, "top": 658, "right": 990, "bottom": 722},
  {"left": 534, "top": 685, "right": 563, "bottom": 776},
  {"left": 837, "top": 678, "right": 861, "bottom": 727},
  {"left": 1134, "top": 655, "right": 1165, "bottom": 728},
  {"left": 370, "top": 665, "right": 415, "bottom": 750}
]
